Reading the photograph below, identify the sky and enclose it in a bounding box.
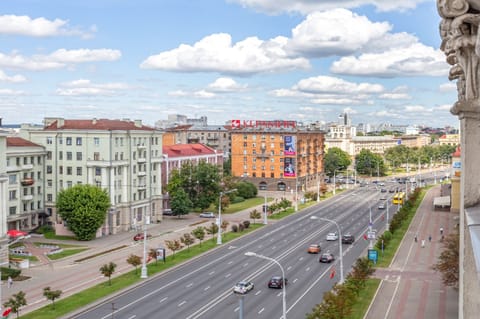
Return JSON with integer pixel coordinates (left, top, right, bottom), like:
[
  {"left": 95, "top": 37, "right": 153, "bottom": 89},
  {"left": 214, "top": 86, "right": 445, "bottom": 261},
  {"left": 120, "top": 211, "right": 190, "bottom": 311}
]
[{"left": 0, "top": 0, "right": 459, "bottom": 128}]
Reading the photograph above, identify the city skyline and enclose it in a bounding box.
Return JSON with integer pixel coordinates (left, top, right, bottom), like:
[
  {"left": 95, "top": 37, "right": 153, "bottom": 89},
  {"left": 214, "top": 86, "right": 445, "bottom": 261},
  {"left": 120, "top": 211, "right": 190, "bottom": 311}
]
[{"left": 0, "top": 0, "right": 458, "bottom": 128}]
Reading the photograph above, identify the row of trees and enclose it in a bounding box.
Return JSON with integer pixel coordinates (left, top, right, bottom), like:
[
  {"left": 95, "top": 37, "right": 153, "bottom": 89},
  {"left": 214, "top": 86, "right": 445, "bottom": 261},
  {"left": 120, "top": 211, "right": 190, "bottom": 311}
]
[
  {"left": 324, "top": 144, "right": 457, "bottom": 179},
  {"left": 4, "top": 287, "right": 62, "bottom": 318}
]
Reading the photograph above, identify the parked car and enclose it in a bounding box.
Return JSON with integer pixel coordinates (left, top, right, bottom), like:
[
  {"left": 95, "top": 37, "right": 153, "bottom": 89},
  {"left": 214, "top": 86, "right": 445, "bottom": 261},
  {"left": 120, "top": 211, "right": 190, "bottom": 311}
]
[
  {"left": 199, "top": 212, "right": 215, "bottom": 218},
  {"left": 133, "top": 233, "right": 152, "bottom": 241},
  {"left": 326, "top": 232, "right": 338, "bottom": 241},
  {"left": 307, "top": 244, "right": 321, "bottom": 254},
  {"left": 389, "top": 189, "right": 395, "bottom": 193},
  {"left": 268, "top": 276, "right": 288, "bottom": 289},
  {"left": 342, "top": 234, "right": 355, "bottom": 244},
  {"left": 319, "top": 252, "right": 335, "bottom": 263},
  {"left": 233, "top": 281, "right": 254, "bottom": 294},
  {"left": 162, "top": 209, "right": 173, "bottom": 216}
]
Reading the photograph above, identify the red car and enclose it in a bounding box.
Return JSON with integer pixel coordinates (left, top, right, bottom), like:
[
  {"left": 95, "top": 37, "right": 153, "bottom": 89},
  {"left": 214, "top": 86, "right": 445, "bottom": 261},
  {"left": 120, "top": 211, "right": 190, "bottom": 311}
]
[{"left": 133, "top": 233, "right": 152, "bottom": 241}]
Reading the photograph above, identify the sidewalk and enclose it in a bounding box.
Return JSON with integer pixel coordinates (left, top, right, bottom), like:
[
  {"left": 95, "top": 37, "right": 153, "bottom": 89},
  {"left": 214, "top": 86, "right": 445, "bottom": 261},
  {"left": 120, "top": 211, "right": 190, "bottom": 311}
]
[
  {"left": 364, "top": 185, "right": 458, "bottom": 319},
  {"left": 3, "top": 203, "right": 263, "bottom": 315}
]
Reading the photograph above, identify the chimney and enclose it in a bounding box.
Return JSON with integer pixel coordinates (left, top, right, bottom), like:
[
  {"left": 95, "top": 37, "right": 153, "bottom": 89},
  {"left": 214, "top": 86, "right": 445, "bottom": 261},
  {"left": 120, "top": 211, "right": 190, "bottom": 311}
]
[
  {"left": 92, "top": 118, "right": 97, "bottom": 125},
  {"left": 134, "top": 119, "right": 142, "bottom": 128},
  {"left": 57, "top": 118, "right": 64, "bottom": 128}
]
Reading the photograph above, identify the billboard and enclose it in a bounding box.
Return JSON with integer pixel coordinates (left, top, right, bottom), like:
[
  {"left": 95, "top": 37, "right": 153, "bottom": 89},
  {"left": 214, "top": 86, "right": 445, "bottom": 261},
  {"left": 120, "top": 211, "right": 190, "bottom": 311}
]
[
  {"left": 284, "top": 157, "right": 296, "bottom": 177},
  {"left": 284, "top": 135, "right": 296, "bottom": 155}
]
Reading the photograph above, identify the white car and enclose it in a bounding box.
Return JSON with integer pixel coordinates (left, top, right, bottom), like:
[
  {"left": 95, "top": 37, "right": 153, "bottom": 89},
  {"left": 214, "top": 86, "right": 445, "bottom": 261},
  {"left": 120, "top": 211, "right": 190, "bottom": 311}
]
[
  {"left": 326, "top": 232, "right": 338, "bottom": 241},
  {"left": 233, "top": 281, "right": 254, "bottom": 294},
  {"left": 199, "top": 212, "right": 215, "bottom": 218}
]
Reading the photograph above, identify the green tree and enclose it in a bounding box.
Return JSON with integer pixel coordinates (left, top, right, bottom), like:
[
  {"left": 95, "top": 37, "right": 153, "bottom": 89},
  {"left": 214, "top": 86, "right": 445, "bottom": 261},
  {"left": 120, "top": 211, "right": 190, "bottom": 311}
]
[
  {"left": 3, "top": 291, "right": 27, "bottom": 318},
  {"left": 250, "top": 209, "right": 261, "bottom": 224},
  {"left": 56, "top": 184, "right": 110, "bottom": 240},
  {"left": 126, "top": 254, "right": 142, "bottom": 274},
  {"left": 433, "top": 231, "right": 459, "bottom": 289},
  {"left": 170, "top": 188, "right": 192, "bottom": 218},
  {"left": 181, "top": 233, "right": 195, "bottom": 250},
  {"left": 100, "top": 262, "right": 117, "bottom": 286},
  {"left": 235, "top": 181, "right": 258, "bottom": 199},
  {"left": 306, "top": 283, "right": 355, "bottom": 319},
  {"left": 206, "top": 222, "right": 219, "bottom": 241},
  {"left": 43, "top": 287, "right": 62, "bottom": 309},
  {"left": 165, "top": 239, "right": 182, "bottom": 258},
  {"left": 324, "top": 147, "right": 351, "bottom": 177},
  {"left": 191, "top": 226, "right": 206, "bottom": 246},
  {"left": 355, "top": 149, "right": 386, "bottom": 176}
]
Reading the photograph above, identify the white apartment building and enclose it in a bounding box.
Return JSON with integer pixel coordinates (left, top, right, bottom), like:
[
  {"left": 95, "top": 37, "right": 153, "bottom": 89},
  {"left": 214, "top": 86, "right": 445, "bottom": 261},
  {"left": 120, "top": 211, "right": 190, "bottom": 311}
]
[
  {"left": 6, "top": 137, "right": 47, "bottom": 232},
  {"left": 0, "top": 132, "right": 9, "bottom": 263},
  {"left": 20, "top": 118, "right": 164, "bottom": 236}
]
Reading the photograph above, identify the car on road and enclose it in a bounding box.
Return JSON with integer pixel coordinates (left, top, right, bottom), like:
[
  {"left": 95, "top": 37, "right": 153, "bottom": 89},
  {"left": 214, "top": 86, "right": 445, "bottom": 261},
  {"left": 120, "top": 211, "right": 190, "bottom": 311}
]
[
  {"left": 267, "top": 276, "right": 288, "bottom": 289},
  {"left": 341, "top": 234, "right": 355, "bottom": 244},
  {"left": 380, "top": 188, "right": 387, "bottom": 193},
  {"left": 233, "top": 281, "right": 254, "bottom": 294},
  {"left": 199, "top": 212, "right": 215, "bottom": 218},
  {"left": 133, "top": 233, "right": 152, "bottom": 241},
  {"left": 389, "top": 189, "right": 395, "bottom": 193},
  {"left": 319, "top": 252, "right": 335, "bottom": 263},
  {"left": 162, "top": 209, "right": 173, "bottom": 216},
  {"left": 379, "top": 182, "right": 385, "bottom": 186},
  {"left": 380, "top": 195, "right": 387, "bottom": 201},
  {"left": 378, "top": 203, "right": 386, "bottom": 209},
  {"left": 326, "top": 232, "right": 338, "bottom": 241},
  {"left": 307, "top": 244, "right": 321, "bottom": 254}
]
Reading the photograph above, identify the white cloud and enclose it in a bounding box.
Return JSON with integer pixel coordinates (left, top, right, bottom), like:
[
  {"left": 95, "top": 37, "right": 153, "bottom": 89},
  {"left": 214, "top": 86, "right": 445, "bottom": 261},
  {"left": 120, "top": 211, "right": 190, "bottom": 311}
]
[
  {"left": 0, "top": 70, "right": 26, "bottom": 83},
  {"left": 331, "top": 43, "right": 449, "bottom": 77},
  {"left": 287, "top": 9, "right": 391, "bottom": 57},
  {"left": 56, "top": 79, "right": 131, "bottom": 96},
  {"left": 0, "top": 88, "right": 26, "bottom": 95},
  {"left": 0, "top": 49, "right": 121, "bottom": 71},
  {"left": 207, "top": 77, "right": 247, "bottom": 92},
  {"left": 294, "top": 76, "right": 384, "bottom": 94},
  {"left": 227, "top": 0, "right": 428, "bottom": 14},
  {"left": 439, "top": 82, "right": 456, "bottom": 92},
  {"left": 404, "top": 104, "right": 430, "bottom": 112},
  {"left": 0, "top": 14, "right": 94, "bottom": 38},
  {"left": 140, "top": 33, "right": 310, "bottom": 75},
  {"left": 168, "top": 89, "right": 216, "bottom": 98}
]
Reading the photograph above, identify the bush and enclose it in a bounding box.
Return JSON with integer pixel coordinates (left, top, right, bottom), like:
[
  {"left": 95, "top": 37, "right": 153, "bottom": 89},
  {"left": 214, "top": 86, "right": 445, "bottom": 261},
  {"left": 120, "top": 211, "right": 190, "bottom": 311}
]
[
  {"left": 0, "top": 268, "right": 21, "bottom": 280},
  {"left": 36, "top": 225, "right": 54, "bottom": 234},
  {"left": 243, "top": 220, "right": 250, "bottom": 229},
  {"left": 231, "top": 224, "right": 238, "bottom": 232},
  {"left": 238, "top": 223, "right": 245, "bottom": 232},
  {"left": 232, "top": 196, "right": 245, "bottom": 204}
]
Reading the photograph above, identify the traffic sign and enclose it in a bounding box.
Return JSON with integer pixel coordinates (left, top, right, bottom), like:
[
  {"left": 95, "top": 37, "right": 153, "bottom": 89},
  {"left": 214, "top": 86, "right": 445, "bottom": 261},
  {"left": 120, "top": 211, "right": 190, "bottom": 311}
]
[
  {"left": 368, "top": 249, "right": 378, "bottom": 264},
  {"left": 367, "top": 231, "right": 376, "bottom": 239}
]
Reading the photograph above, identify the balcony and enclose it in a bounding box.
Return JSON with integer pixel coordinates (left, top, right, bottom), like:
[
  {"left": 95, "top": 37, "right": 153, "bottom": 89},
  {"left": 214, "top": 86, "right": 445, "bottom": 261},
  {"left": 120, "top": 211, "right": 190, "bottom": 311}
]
[
  {"left": 138, "top": 171, "right": 147, "bottom": 177},
  {"left": 138, "top": 157, "right": 146, "bottom": 163},
  {"left": 22, "top": 164, "right": 33, "bottom": 170},
  {"left": 138, "top": 184, "right": 147, "bottom": 190},
  {"left": 22, "top": 195, "right": 33, "bottom": 201},
  {"left": 21, "top": 178, "right": 35, "bottom": 186},
  {"left": 137, "top": 144, "right": 146, "bottom": 149}
]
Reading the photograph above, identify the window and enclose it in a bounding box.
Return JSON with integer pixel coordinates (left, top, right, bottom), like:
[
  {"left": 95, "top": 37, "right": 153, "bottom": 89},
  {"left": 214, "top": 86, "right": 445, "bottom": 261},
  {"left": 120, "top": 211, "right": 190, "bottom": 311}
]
[
  {"left": 38, "top": 156, "right": 42, "bottom": 164},
  {"left": 47, "top": 194, "right": 53, "bottom": 202},
  {"left": 23, "top": 203, "right": 27, "bottom": 212},
  {"left": 47, "top": 151, "right": 52, "bottom": 160},
  {"left": 30, "top": 202, "right": 34, "bottom": 210},
  {"left": 47, "top": 165, "right": 52, "bottom": 174},
  {"left": 9, "top": 207, "right": 16, "bottom": 216},
  {"left": 23, "top": 157, "right": 27, "bottom": 165},
  {"left": 37, "top": 171, "right": 41, "bottom": 180},
  {"left": 47, "top": 180, "right": 52, "bottom": 187},
  {"left": 46, "top": 137, "right": 53, "bottom": 144},
  {"left": 59, "top": 166, "right": 63, "bottom": 174},
  {"left": 94, "top": 152, "right": 100, "bottom": 161},
  {"left": 67, "top": 181, "right": 73, "bottom": 188},
  {"left": 9, "top": 190, "right": 17, "bottom": 200},
  {"left": 67, "top": 152, "right": 72, "bottom": 160},
  {"left": 67, "top": 167, "right": 72, "bottom": 175},
  {"left": 94, "top": 137, "right": 100, "bottom": 146},
  {"left": 270, "top": 173, "right": 275, "bottom": 178},
  {"left": 66, "top": 137, "right": 72, "bottom": 145},
  {"left": 37, "top": 186, "right": 41, "bottom": 195},
  {"left": 8, "top": 175, "right": 17, "bottom": 184},
  {"left": 95, "top": 167, "right": 101, "bottom": 176},
  {"left": 76, "top": 152, "right": 82, "bottom": 161},
  {"left": 77, "top": 167, "right": 82, "bottom": 176},
  {"left": 59, "top": 151, "right": 63, "bottom": 160},
  {"left": 58, "top": 137, "right": 63, "bottom": 144},
  {"left": 76, "top": 137, "right": 82, "bottom": 145}
]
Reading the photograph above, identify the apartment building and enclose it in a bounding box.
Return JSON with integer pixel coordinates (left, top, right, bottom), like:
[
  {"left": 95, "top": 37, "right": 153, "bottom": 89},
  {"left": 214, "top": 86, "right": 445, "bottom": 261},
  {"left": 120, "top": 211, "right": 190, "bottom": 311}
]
[
  {"left": 6, "top": 137, "right": 47, "bottom": 232},
  {"left": 0, "top": 132, "right": 8, "bottom": 263},
  {"left": 230, "top": 120, "right": 325, "bottom": 193},
  {"left": 20, "top": 118, "right": 164, "bottom": 236}
]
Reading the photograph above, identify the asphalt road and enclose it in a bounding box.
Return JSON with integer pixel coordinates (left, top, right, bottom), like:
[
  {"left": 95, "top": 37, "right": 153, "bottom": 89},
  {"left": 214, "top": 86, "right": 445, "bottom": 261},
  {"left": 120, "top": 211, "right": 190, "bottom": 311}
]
[{"left": 71, "top": 181, "right": 403, "bottom": 319}]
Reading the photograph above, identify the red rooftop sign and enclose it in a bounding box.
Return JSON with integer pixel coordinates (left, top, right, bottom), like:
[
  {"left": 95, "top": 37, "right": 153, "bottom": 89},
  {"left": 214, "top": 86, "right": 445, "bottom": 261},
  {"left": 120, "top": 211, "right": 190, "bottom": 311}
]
[{"left": 231, "top": 120, "right": 296, "bottom": 129}]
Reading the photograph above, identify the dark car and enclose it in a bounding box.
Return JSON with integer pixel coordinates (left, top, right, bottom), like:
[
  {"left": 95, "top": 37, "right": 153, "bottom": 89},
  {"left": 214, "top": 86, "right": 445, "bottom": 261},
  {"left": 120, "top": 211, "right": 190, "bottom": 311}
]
[
  {"left": 380, "top": 188, "right": 387, "bottom": 193},
  {"left": 319, "top": 252, "right": 335, "bottom": 263},
  {"left": 133, "top": 233, "right": 152, "bottom": 241},
  {"left": 389, "top": 189, "right": 395, "bottom": 193},
  {"left": 162, "top": 209, "right": 173, "bottom": 216},
  {"left": 342, "top": 234, "right": 355, "bottom": 244},
  {"left": 267, "top": 276, "right": 288, "bottom": 289}
]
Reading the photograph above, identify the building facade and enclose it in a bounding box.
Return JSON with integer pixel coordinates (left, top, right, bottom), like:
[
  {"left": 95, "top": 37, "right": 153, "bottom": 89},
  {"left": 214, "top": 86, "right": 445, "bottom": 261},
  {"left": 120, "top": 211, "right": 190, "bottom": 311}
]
[
  {"left": 230, "top": 120, "right": 325, "bottom": 194},
  {"left": 6, "top": 137, "right": 47, "bottom": 232},
  {"left": 20, "top": 118, "right": 164, "bottom": 236},
  {"left": 0, "top": 132, "right": 9, "bottom": 264}
]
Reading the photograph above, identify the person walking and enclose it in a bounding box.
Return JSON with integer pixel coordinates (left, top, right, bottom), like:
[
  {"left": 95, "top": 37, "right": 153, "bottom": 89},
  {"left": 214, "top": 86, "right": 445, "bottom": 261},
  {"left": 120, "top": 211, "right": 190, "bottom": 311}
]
[
  {"left": 414, "top": 234, "right": 418, "bottom": 243},
  {"left": 7, "top": 276, "right": 12, "bottom": 288},
  {"left": 421, "top": 239, "right": 426, "bottom": 248},
  {"left": 440, "top": 227, "right": 444, "bottom": 236},
  {"left": 428, "top": 235, "right": 432, "bottom": 242}
]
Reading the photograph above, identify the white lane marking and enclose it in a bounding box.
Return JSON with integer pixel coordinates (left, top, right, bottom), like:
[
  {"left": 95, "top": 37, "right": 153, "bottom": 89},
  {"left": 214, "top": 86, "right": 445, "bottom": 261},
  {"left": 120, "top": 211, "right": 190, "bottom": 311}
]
[
  {"left": 186, "top": 283, "right": 193, "bottom": 288},
  {"left": 228, "top": 261, "right": 233, "bottom": 265},
  {"left": 204, "top": 286, "right": 210, "bottom": 291},
  {"left": 127, "top": 316, "right": 136, "bottom": 319},
  {"left": 225, "top": 273, "right": 231, "bottom": 278},
  {"left": 277, "top": 292, "right": 282, "bottom": 297},
  {"left": 255, "top": 290, "right": 261, "bottom": 296},
  {"left": 209, "top": 271, "right": 215, "bottom": 275},
  {"left": 258, "top": 308, "right": 265, "bottom": 314},
  {"left": 178, "top": 300, "right": 186, "bottom": 307},
  {"left": 287, "top": 266, "right": 292, "bottom": 271},
  {"left": 293, "top": 278, "right": 298, "bottom": 283},
  {"left": 234, "top": 307, "right": 239, "bottom": 312},
  {"left": 306, "top": 267, "right": 310, "bottom": 272},
  {"left": 160, "top": 297, "right": 168, "bottom": 303}
]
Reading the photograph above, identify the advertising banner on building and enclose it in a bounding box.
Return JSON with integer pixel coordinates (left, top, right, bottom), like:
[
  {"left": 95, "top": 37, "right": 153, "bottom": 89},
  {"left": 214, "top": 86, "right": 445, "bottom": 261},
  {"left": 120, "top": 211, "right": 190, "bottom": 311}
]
[
  {"left": 284, "top": 135, "right": 296, "bottom": 155},
  {"left": 284, "top": 157, "right": 296, "bottom": 177}
]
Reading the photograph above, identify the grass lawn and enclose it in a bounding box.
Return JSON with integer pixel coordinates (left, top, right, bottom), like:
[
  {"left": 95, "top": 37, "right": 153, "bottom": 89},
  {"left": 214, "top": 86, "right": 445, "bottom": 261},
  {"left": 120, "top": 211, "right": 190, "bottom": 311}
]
[
  {"left": 19, "top": 224, "right": 263, "bottom": 319},
  {"left": 347, "top": 279, "right": 381, "bottom": 319},
  {"left": 10, "top": 255, "right": 39, "bottom": 262},
  {"left": 47, "top": 248, "right": 90, "bottom": 260}
]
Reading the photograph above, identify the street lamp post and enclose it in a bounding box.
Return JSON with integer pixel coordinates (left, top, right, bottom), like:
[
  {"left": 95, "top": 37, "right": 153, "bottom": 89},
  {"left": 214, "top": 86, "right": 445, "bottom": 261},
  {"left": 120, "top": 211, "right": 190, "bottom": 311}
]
[
  {"left": 217, "top": 189, "right": 237, "bottom": 245},
  {"left": 263, "top": 193, "right": 268, "bottom": 225},
  {"left": 333, "top": 170, "right": 336, "bottom": 196},
  {"left": 368, "top": 207, "right": 373, "bottom": 249},
  {"left": 245, "top": 252, "right": 287, "bottom": 319},
  {"left": 310, "top": 216, "right": 344, "bottom": 283},
  {"left": 141, "top": 213, "right": 149, "bottom": 279}
]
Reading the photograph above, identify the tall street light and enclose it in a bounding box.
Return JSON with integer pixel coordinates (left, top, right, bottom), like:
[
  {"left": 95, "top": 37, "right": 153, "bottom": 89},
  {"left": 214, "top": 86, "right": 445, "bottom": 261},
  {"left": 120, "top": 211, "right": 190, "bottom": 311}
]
[
  {"left": 141, "top": 213, "right": 150, "bottom": 279},
  {"left": 245, "top": 252, "right": 287, "bottom": 319},
  {"left": 217, "top": 189, "right": 237, "bottom": 245},
  {"left": 310, "top": 216, "right": 344, "bottom": 283}
]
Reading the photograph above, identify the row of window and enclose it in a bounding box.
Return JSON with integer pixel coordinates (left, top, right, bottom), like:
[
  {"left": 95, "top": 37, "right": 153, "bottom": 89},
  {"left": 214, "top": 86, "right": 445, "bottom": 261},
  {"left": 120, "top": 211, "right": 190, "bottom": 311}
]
[
  {"left": 7, "top": 156, "right": 42, "bottom": 166},
  {"left": 9, "top": 200, "right": 42, "bottom": 215},
  {"left": 45, "top": 136, "right": 161, "bottom": 147}
]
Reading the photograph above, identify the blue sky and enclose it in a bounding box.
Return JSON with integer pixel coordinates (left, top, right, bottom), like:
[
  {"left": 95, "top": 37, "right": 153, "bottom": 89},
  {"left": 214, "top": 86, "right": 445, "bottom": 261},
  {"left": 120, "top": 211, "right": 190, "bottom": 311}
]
[{"left": 0, "top": 0, "right": 458, "bottom": 128}]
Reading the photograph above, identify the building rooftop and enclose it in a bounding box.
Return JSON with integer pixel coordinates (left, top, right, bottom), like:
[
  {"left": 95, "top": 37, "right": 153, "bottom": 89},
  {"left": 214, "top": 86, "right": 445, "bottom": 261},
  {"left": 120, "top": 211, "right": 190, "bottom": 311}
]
[
  {"left": 7, "top": 137, "right": 42, "bottom": 147},
  {"left": 43, "top": 118, "right": 156, "bottom": 131},
  {"left": 163, "top": 143, "right": 221, "bottom": 157}
]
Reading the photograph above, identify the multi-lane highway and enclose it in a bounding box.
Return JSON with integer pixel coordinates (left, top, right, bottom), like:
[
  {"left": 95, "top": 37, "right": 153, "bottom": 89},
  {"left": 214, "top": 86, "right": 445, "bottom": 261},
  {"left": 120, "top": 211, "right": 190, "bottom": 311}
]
[{"left": 71, "top": 178, "right": 427, "bottom": 319}]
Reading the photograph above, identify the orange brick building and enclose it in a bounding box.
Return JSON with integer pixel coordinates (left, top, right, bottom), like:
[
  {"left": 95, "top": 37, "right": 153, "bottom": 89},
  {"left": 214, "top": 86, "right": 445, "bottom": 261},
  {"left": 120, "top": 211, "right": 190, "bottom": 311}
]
[{"left": 230, "top": 120, "right": 325, "bottom": 194}]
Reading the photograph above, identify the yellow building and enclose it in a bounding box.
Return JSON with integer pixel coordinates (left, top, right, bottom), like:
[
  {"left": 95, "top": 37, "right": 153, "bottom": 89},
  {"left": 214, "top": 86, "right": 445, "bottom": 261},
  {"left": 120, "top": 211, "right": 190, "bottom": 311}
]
[{"left": 230, "top": 120, "right": 325, "bottom": 193}]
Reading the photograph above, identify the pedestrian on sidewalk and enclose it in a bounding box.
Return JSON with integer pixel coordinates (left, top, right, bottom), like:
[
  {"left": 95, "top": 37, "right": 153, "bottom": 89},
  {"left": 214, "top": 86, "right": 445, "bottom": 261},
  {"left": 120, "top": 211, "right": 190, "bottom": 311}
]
[
  {"left": 414, "top": 234, "right": 418, "bottom": 243},
  {"left": 428, "top": 235, "right": 432, "bottom": 242},
  {"left": 421, "top": 239, "right": 425, "bottom": 248},
  {"left": 7, "top": 276, "right": 12, "bottom": 288},
  {"left": 440, "top": 227, "right": 444, "bottom": 235}
]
